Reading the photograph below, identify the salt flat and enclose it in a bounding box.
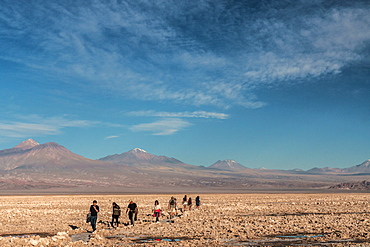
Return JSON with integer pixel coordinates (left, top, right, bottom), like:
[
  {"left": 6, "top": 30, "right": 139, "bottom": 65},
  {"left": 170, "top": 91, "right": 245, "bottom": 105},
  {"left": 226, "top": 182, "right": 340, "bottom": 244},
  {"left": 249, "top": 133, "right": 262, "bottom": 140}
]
[{"left": 0, "top": 194, "right": 369, "bottom": 246}]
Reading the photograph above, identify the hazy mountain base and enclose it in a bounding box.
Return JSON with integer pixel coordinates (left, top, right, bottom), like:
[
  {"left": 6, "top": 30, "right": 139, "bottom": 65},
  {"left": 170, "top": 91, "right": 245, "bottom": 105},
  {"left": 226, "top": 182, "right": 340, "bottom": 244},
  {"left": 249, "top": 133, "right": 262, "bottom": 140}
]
[
  {"left": 0, "top": 194, "right": 369, "bottom": 246},
  {"left": 0, "top": 168, "right": 368, "bottom": 194}
]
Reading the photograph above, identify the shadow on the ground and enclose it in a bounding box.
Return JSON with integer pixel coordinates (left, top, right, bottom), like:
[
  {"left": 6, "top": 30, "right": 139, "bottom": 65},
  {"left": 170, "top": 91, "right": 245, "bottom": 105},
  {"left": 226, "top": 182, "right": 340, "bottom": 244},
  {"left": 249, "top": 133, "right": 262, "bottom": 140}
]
[{"left": 0, "top": 232, "right": 54, "bottom": 238}]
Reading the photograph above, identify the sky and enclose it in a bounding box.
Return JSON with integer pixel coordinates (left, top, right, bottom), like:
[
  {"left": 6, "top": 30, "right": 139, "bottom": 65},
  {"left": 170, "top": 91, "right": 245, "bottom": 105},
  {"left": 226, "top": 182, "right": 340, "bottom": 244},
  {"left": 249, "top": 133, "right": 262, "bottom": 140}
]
[{"left": 0, "top": 0, "right": 369, "bottom": 170}]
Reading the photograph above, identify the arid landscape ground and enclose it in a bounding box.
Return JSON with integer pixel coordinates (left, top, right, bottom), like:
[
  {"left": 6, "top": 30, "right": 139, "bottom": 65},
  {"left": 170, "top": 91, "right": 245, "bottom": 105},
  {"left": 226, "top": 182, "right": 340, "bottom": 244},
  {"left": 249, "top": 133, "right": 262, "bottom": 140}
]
[{"left": 1, "top": 193, "right": 370, "bottom": 246}]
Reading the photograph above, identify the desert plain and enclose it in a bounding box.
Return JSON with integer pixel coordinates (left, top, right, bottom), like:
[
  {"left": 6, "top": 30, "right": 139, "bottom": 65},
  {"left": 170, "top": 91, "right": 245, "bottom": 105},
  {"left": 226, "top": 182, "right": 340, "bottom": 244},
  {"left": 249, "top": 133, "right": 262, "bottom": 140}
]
[{"left": 0, "top": 193, "right": 370, "bottom": 246}]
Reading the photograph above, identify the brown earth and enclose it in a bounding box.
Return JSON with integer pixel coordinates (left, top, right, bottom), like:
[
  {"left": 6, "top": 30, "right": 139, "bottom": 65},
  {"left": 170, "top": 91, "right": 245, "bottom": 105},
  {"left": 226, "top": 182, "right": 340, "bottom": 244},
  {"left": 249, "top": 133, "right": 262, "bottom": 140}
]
[{"left": 0, "top": 194, "right": 370, "bottom": 246}]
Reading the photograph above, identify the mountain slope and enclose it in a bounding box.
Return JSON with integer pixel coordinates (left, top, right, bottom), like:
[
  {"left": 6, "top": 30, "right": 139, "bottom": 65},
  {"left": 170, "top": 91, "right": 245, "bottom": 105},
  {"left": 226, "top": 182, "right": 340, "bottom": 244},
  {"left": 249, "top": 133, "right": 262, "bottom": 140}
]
[{"left": 343, "top": 160, "right": 370, "bottom": 173}]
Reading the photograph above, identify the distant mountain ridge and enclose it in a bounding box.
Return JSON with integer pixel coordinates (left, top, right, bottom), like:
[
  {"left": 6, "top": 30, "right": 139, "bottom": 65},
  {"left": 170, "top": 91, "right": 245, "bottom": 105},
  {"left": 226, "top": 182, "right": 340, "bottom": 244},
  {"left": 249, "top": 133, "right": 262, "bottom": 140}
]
[
  {"left": 1, "top": 139, "right": 369, "bottom": 174},
  {"left": 307, "top": 160, "right": 370, "bottom": 174},
  {"left": 0, "top": 139, "right": 369, "bottom": 192},
  {"left": 306, "top": 167, "right": 344, "bottom": 174}
]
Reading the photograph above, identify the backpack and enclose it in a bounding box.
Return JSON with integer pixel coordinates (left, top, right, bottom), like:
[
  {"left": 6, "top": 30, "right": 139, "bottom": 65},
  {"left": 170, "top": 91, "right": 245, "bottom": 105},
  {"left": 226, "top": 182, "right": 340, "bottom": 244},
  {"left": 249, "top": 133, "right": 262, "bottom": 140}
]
[
  {"left": 86, "top": 213, "right": 91, "bottom": 223},
  {"left": 170, "top": 199, "right": 175, "bottom": 206},
  {"left": 113, "top": 207, "right": 121, "bottom": 216}
]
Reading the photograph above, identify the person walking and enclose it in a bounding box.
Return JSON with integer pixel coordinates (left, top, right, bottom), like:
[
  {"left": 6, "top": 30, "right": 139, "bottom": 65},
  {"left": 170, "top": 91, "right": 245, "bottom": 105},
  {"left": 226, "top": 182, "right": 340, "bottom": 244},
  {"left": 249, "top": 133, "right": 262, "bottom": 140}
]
[
  {"left": 182, "top": 195, "right": 188, "bottom": 211},
  {"left": 195, "top": 196, "right": 201, "bottom": 209},
  {"left": 153, "top": 200, "right": 161, "bottom": 222},
  {"left": 126, "top": 200, "right": 138, "bottom": 226},
  {"left": 89, "top": 200, "right": 99, "bottom": 232},
  {"left": 168, "top": 196, "right": 177, "bottom": 219},
  {"left": 111, "top": 202, "right": 121, "bottom": 227},
  {"left": 188, "top": 197, "right": 193, "bottom": 210}
]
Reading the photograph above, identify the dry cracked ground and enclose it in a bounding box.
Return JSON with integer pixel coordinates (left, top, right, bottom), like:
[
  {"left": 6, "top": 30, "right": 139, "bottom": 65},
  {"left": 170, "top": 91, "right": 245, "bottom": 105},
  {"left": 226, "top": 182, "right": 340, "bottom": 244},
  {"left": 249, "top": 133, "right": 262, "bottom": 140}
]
[{"left": 0, "top": 194, "right": 370, "bottom": 246}]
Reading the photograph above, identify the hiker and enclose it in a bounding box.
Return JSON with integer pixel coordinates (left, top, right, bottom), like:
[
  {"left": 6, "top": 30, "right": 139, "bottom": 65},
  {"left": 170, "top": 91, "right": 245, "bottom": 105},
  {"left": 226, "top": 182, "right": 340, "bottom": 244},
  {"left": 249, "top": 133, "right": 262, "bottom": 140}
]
[
  {"left": 111, "top": 202, "right": 121, "bottom": 227},
  {"left": 89, "top": 200, "right": 99, "bottom": 232},
  {"left": 152, "top": 200, "right": 161, "bottom": 222},
  {"left": 188, "top": 197, "right": 193, "bottom": 210},
  {"left": 195, "top": 196, "right": 201, "bottom": 209},
  {"left": 168, "top": 196, "right": 177, "bottom": 219},
  {"left": 182, "top": 195, "right": 188, "bottom": 211},
  {"left": 126, "top": 200, "right": 138, "bottom": 226}
]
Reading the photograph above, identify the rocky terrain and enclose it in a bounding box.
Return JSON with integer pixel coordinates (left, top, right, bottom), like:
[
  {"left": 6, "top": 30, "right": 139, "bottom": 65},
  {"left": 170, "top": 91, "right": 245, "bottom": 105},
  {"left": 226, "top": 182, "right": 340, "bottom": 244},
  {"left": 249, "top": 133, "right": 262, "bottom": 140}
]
[
  {"left": 0, "top": 194, "right": 370, "bottom": 246},
  {"left": 329, "top": 180, "right": 370, "bottom": 190}
]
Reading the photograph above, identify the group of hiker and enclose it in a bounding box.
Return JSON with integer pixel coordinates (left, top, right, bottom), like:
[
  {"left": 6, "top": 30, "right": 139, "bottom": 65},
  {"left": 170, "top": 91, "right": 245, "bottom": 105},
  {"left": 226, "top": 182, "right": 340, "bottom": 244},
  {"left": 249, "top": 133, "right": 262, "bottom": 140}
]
[
  {"left": 87, "top": 195, "right": 201, "bottom": 232},
  {"left": 168, "top": 195, "right": 201, "bottom": 219}
]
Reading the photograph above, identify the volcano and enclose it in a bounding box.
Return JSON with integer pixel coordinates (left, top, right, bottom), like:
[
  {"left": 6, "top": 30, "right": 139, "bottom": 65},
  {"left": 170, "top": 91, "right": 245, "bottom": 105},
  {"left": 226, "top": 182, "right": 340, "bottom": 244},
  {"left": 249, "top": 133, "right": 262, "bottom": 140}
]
[{"left": 0, "top": 139, "right": 101, "bottom": 170}]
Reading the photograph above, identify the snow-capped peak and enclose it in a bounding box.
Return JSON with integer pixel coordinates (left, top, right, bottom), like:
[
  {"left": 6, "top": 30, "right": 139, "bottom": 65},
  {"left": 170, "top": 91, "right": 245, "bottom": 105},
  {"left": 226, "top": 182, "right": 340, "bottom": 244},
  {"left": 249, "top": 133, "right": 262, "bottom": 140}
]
[
  {"left": 225, "top": 159, "right": 236, "bottom": 163},
  {"left": 130, "top": 148, "right": 147, "bottom": 153},
  {"left": 14, "top": 139, "right": 40, "bottom": 149},
  {"left": 26, "top": 139, "right": 39, "bottom": 145}
]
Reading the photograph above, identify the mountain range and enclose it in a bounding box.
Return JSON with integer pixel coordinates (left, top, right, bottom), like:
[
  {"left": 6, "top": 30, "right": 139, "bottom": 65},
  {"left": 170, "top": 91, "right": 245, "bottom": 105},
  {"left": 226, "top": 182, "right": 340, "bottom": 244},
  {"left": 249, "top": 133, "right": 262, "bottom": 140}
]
[{"left": 0, "top": 139, "right": 369, "bottom": 193}]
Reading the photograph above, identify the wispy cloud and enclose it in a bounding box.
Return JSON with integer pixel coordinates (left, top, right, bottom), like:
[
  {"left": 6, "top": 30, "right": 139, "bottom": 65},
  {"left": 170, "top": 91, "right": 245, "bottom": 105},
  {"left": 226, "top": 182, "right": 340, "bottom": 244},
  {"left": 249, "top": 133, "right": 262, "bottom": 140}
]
[
  {"left": 0, "top": 1, "right": 369, "bottom": 108},
  {"left": 127, "top": 110, "right": 229, "bottom": 119},
  {"left": 104, "top": 135, "right": 119, "bottom": 140},
  {"left": 0, "top": 115, "right": 97, "bottom": 139},
  {"left": 130, "top": 118, "right": 192, "bottom": 136},
  {"left": 0, "top": 122, "right": 59, "bottom": 138},
  {"left": 240, "top": 6, "right": 370, "bottom": 86}
]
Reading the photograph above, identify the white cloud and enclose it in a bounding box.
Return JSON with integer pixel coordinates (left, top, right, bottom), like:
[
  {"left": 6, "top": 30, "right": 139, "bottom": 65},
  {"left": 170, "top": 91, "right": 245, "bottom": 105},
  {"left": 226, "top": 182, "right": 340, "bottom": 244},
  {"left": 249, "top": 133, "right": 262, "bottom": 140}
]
[
  {"left": 127, "top": 110, "right": 229, "bottom": 119},
  {"left": 0, "top": 115, "right": 97, "bottom": 139},
  {"left": 130, "top": 118, "right": 192, "bottom": 135},
  {"left": 104, "top": 135, "right": 119, "bottom": 140}
]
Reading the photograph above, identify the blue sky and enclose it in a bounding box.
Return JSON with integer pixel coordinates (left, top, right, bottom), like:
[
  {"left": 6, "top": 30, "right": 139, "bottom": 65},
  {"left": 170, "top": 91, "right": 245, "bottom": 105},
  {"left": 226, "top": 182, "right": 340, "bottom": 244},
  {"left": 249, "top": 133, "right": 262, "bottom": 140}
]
[{"left": 0, "top": 0, "right": 369, "bottom": 170}]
